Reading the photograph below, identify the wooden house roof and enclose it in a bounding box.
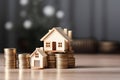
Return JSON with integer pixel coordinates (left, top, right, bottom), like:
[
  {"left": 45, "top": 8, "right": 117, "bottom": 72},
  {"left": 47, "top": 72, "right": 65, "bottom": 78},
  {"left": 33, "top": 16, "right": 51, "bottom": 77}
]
[
  {"left": 30, "top": 48, "right": 47, "bottom": 57},
  {"left": 40, "top": 27, "right": 71, "bottom": 41}
]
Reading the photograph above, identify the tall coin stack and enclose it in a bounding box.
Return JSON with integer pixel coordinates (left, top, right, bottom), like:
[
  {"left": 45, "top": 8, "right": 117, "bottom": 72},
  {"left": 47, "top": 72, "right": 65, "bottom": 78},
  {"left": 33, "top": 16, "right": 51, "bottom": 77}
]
[
  {"left": 55, "top": 53, "right": 68, "bottom": 69},
  {"left": 67, "top": 52, "right": 75, "bottom": 68},
  {"left": 47, "top": 52, "right": 56, "bottom": 68},
  {"left": 18, "top": 54, "right": 30, "bottom": 69},
  {"left": 4, "top": 48, "right": 17, "bottom": 69}
]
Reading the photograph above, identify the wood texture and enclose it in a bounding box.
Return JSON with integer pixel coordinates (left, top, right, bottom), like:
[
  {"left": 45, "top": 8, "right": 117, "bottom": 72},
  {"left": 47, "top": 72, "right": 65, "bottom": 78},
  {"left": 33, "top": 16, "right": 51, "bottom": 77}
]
[{"left": 1, "top": 54, "right": 120, "bottom": 80}]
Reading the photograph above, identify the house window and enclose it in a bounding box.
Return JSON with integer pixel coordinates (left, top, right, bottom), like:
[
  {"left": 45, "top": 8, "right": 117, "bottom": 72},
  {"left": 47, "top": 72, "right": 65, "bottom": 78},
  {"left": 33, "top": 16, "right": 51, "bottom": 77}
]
[
  {"left": 46, "top": 42, "right": 50, "bottom": 47},
  {"left": 58, "top": 42, "right": 62, "bottom": 47},
  {"left": 35, "top": 53, "right": 39, "bottom": 58}
]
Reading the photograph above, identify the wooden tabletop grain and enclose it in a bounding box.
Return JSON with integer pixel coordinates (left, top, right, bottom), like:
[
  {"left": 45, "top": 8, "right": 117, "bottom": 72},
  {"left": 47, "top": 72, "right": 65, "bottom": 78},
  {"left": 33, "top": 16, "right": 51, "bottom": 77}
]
[{"left": 1, "top": 54, "right": 120, "bottom": 80}]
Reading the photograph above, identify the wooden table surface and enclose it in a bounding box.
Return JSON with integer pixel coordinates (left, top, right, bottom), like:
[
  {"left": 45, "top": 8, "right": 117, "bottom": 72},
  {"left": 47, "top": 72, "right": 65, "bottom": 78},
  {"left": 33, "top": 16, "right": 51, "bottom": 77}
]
[{"left": 1, "top": 54, "right": 120, "bottom": 80}]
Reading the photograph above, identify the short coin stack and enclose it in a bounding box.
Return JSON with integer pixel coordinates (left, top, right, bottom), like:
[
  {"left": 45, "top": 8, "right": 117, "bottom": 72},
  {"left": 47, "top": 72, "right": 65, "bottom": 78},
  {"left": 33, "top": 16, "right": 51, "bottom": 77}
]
[
  {"left": 47, "top": 52, "right": 56, "bottom": 68},
  {"left": 4, "top": 48, "right": 17, "bottom": 69},
  {"left": 18, "top": 54, "right": 30, "bottom": 69},
  {"left": 55, "top": 53, "right": 68, "bottom": 69}
]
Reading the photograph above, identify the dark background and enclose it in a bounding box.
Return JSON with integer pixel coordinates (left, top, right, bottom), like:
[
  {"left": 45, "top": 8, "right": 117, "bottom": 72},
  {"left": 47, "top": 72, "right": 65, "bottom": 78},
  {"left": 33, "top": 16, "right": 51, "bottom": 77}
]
[{"left": 0, "top": 0, "right": 120, "bottom": 53}]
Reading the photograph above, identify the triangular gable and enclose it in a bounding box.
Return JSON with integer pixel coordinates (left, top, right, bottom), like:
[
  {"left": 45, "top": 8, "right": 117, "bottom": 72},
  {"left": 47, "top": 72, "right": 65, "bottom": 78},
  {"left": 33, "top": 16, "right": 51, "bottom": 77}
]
[
  {"left": 30, "top": 50, "right": 37, "bottom": 57},
  {"left": 30, "top": 48, "right": 47, "bottom": 57},
  {"left": 55, "top": 27, "right": 71, "bottom": 41},
  {"left": 36, "top": 48, "right": 47, "bottom": 57},
  {"left": 40, "top": 27, "right": 71, "bottom": 41}
]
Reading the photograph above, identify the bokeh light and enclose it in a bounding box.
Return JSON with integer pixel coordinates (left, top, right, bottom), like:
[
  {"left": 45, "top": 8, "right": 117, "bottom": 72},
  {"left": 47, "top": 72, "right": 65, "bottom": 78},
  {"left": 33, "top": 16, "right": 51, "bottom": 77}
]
[
  {"left": 20, "top": 11, "right": 27, "bottom": 17},
  {"left": 23, "top": 20, "right": 32, "bottom": 29},
  {"left": 20, "top": 0, "right": 29, "bottom": 6},
  {"left": 56, "top": 10, "right": 64, "bottom": 19},
  {"left": 43, "top": 5, "right": 55, "bottom": 17},
  {"left": 5, "top": 21, "right": 13, "bottom": 30}
]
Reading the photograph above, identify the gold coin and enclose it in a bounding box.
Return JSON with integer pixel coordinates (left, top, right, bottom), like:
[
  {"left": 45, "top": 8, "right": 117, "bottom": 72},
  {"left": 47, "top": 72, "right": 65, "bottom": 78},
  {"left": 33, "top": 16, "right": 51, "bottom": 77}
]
[
  {"left": 47, "top": 52, "right": 55, "bottom": 56},
  {"left": 19, "top": 66, "right": 30, "bottom": 69},
  {"left": 67, "top": 54, "right": 74, "bottom": 58},
  {"left": 31, "top": 67, "right": 43, "bottom": 70},
  {"left": 47, "top": 56, "right": 56, "bottom": 61},
  {"left": 5, "top": 61, "right": 16, "bottom": 64},
  {"left": 18, "top": 54, "right": 29, "bottom": 59},
  {"left": 56, "top": 57, "right": 68, "bottom": 61},
  {"left": 48, "top": 64, "right": 56, "bottom": 68},
  {"left": 48, "top": 60, "right": 56, "bottom": 62},
  {"left": 18, "top": 59, "right": 29, "bottom": 62},
  {"left": 5, "top": 66, "right": 16, "bottom": 69},
  {"left": 4, "top": 56, "right": 16, "bottom": 60},
  {"left": 4, "top": 48, "right": 16, "bottom": 54},
  {"left": 57, "top": 66, "right": 68, "bottom": 69},
  {"left": 55, "top": 54, "right": 68, "bottom": 58}
]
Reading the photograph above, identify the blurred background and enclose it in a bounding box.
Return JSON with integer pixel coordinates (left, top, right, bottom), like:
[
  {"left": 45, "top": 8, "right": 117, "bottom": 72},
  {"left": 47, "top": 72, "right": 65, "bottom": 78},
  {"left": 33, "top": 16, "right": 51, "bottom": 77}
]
[{"left": 0, "top": 0, "right": 120, "bottom": 53}]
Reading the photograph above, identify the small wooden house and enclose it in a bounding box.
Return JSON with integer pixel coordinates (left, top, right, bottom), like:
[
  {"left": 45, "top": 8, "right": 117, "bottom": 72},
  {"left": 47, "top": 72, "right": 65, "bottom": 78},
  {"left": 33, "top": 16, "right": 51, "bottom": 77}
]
[
  {"left": 30, "top": 47, "right": 47, "bottom": 69},
  {"left": 40, "top": 27, "right": 72, "bottom": 52}
]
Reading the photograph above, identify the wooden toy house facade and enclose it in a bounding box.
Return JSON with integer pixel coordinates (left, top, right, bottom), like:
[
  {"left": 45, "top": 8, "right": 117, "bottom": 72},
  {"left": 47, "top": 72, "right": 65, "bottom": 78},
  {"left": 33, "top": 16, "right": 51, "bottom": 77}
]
[
  {"left": 30, "top": 48, "right": 47, "bottom": 69},
  {"left": 41, "top": 27, "right": 71, "bottom": 52}
]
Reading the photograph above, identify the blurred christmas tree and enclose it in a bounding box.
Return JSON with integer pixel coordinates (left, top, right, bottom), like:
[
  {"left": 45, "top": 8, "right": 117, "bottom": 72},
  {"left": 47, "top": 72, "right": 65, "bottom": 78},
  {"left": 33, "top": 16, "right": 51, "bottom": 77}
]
[{"left": 16, "top": 0, "right": 58, "bottom": 52}]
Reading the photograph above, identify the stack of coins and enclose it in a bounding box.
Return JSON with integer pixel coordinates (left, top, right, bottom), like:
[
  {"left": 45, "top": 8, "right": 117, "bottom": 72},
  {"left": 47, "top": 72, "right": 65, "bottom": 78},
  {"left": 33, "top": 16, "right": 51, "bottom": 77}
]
[
  {"left": 68, "top": 53, "right": 75, "bottom": 68},
  {"left": 72, "top": 39, "right": 97, "bottom": 53},
  {"left": 99, "top": 41, "right": 118, "bottom": 53},
  {"left": 47, "top": 52, "right": 56, "bottom": 68},
  {"left": 4, "top": 48, "right": 17, "bottom": 69},
  {"left": 18, "top": 54, "right": 30, "bottom": 69},
  {"left": 55, "top": 53, "right": 68, "bottom": 69}
]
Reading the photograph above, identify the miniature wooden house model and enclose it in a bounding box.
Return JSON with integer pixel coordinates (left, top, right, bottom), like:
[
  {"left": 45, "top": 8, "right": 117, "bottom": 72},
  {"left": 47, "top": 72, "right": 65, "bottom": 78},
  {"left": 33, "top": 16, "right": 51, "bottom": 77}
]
[
  {"left": 40, "top": 27, "right": 72, "bottom": 52},
  {"left": 30, "top": 47, "right": 47, "bottom": 69}
]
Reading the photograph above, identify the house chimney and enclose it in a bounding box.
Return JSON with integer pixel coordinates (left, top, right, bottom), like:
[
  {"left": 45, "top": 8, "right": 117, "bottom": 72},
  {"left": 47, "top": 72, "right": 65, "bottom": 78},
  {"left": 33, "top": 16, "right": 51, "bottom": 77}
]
[
  {"left": 40, "top": 47, "right": 44, "bottom": 51},
  {"left": 49, "top": 29, "right": 52, "bottom": 32},
  {"left": 68, "top": 30, "right": 72, "bottom": 39},
  {"left": 64, "top": 28, "right": 68, "bottom": 35}
]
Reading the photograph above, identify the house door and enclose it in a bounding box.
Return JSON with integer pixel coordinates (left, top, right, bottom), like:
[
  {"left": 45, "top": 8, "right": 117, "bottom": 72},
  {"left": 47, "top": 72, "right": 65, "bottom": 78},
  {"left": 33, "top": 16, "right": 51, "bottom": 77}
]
[
  {"left": 34, "top": 60, "right": 40, "bottom": 67},
  {"left": 52, "top": 42, "right": 56, "bottom": 50}
]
